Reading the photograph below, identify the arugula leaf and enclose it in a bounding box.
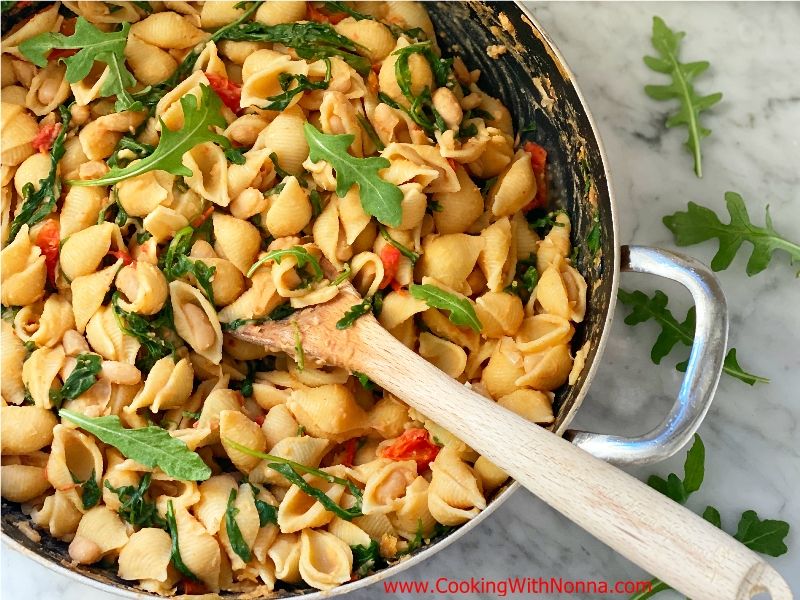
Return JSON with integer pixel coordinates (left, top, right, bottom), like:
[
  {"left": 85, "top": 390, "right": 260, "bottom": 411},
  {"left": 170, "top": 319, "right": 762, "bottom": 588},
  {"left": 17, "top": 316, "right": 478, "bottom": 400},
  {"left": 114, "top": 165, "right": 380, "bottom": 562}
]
[
  {"left": 224, "top": 439, "right": 364, "bottom": 520},
  {"left": 8, "top": 105, "right": 70, "bottom": 242},
  {"left": 262, "top": 58, "right": 331, "bottom": 111},
  {"left": 221, "top": 303, "right": 297, "bottom": 331},
  {"left": 51, "top": 353, "right": 102, "bottom": 406},
  {"left": 617, "top": 289, "right": 768, "bottom": 385},
  {"left": 60, "top": 410, "right": 211, "bottom": 481},
  {"left": 636, "top": 438, "right": 790, "bottom": 600},
  {"left": 250, "top": 486, "right": 278, "bottom": 527},
  {"left": 733, "top": 510, "right": 790, "bottom": 556},
  {"left": 351, "top": 539, "right": 384, "bottom": 577},
  {"left": 647, "top": 434, "right": 704, "bottom": 504},
  {"left": 232, "top": 360, "right": 258, "bottom": 398},
  {"left": 505, "top": 256, "right": 538, "bottom": 299},
  {"left": 166, "top": 500, "right": 198, "bottom": 581},
  {"left": 292, "top": 320, "right": 305, "bottom": 371},
  {"left": 182, "top": 410, "right": 201, "bottom": 421},
  {"left": 353, "top": 371, "right": 376, "bottom": 391},
  {"left": 526, "top": 209, "right": 566, "bottom": 234},
  {"left": 409, "top": 284, "right": 482, "bottom": 333},
  {"left": 663, "top": 192, "right": 800, "bottom": 276},
  {"left": 19, "top": 18, "right": 141, "bottom": 111},
  {"left": 1, "top": 305, "right": 20, "bottom": 323},
  {"left": 224, "top": 146, "right": 247, "bottom": 165},
  {"left": 74, "top": 469, "right": 101, "bottom": 509},
  {"left": 356, "top": 113, "right": 385, "bottom": 151},
  {"left": 336, "top": 296, "right": 381, "bottom": 330},
  {"left": 331, "top": 263, "right": 351, "bottom": 286},
  {"left": 643, "top": 16, "right": 722, "bottom": 177},
  {"left": 69, "top": 85, "right": 231, "bottom": 187},
  {"left": 221, "top": 22, "right": 370, "bottom": 75},
  {"left": 225, "top": 488, "right": 252, "bottom": 562},
  {"left": 105, "top": 472, "right": 165, "bottom": 528},
  {"left": 161, "top": 225, "right": 216, "bottom": 303},
  {"left": 111, "top": 292, "right": 175, "bottom": 371},
  {"left": 398, "top": 519, "right": 425, "bottom": 556},
  {"left": 305, "top": 124, "right": 404, "bottom": 227},
  {"left": 379, "top": 226, "right": 420, "bottom": 265},
  {"left": 247, "top": 246, "right": 324, "bottom": 281},
  {"left": 391, "top": 41, "right": 452, "bottom": 133},
  {"left": 586, "top": 214, "right": 601, "bottom": 256},
  {"left": 107, "top": 136, "right": 155, "bottom": 170}
]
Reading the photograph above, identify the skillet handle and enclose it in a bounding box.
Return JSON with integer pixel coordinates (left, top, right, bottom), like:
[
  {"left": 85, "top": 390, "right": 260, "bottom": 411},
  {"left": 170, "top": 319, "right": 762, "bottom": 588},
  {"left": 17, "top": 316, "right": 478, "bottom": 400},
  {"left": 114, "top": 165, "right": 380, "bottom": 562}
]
[{"left": 565, "top": 245, "right": 728, "bottom": 465}]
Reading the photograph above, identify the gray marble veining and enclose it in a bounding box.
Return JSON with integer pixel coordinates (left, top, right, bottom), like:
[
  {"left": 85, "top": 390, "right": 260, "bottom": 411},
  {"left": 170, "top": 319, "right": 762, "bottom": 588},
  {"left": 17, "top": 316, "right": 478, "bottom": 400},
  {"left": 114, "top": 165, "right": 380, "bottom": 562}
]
[{"left": 2, "top": 3, "right": 798, "bottom": 599}]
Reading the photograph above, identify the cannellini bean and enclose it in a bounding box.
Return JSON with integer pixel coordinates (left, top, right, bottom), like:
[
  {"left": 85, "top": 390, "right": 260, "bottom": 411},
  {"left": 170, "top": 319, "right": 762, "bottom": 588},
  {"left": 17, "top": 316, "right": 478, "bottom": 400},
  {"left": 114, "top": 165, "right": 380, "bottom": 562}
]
[
  {"left": 432, "top": 87, "right": 463, "bottom": 131},
  {"left": 62, "top": 330, "right": 91, "bottom": 356},
  {"left": 68, "top": 535, "right": 103, "bottom": 565},
  {"left": 101, "top": 361, "right": 142, "bottom": 385},
  {"left": 183, "top": 303, "right": 216, "bottom": 350}
]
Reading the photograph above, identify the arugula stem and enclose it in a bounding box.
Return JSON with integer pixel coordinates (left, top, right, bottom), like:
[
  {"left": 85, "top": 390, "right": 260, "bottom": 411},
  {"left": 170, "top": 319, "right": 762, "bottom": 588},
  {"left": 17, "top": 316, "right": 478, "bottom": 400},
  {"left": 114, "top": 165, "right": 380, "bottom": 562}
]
[{"left": 663, "top": 50, "right": 703, "bottom": 177}]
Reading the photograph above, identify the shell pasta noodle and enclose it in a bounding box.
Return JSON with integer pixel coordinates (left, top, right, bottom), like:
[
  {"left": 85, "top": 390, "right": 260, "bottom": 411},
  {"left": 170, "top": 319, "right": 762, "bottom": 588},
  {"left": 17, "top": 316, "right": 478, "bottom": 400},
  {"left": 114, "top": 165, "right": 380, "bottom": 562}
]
[{"left": 0, "top": 1, "right": 588, "bottom": 594}]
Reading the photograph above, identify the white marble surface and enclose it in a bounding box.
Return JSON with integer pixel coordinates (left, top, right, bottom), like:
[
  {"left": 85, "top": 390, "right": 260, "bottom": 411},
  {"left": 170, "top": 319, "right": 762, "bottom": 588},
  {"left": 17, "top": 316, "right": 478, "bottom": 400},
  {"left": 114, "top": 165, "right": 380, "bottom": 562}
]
[{"left": 3, "top": 2, "right": 798, "bottom": 599}]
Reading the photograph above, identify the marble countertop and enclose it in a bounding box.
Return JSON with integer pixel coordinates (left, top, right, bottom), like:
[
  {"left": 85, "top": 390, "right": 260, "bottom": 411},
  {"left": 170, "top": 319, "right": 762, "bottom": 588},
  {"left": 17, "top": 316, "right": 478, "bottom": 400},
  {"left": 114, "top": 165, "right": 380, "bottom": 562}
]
[{"left": 3, "top": 2, "right": 798, "bottom": 599}]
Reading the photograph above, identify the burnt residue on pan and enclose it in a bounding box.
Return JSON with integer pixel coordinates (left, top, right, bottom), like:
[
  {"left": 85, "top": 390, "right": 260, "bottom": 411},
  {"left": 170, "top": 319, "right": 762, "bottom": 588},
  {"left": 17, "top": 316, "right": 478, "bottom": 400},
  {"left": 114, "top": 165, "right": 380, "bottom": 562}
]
[
  {"left": 425, "top": 1, "right": 613, "bottom": 435},
  {"left": 1, "top": 2, "right": 615, "bottom": 597}
]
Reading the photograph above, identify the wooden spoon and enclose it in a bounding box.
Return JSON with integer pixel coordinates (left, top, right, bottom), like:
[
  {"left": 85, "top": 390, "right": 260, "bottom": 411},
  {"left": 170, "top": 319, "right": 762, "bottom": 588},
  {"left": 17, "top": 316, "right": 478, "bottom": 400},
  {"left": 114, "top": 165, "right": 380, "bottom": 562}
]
[{"left": 234, "top": 275, "right": 791, "bottom": 600}]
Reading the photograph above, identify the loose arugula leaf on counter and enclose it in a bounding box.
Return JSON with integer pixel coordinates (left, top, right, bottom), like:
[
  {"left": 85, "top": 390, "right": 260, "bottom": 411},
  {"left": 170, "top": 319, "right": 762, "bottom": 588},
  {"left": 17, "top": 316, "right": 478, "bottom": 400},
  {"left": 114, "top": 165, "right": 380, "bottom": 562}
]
[
  {"left": 224, "top": 439, "right": 364, "bottom": 520},
  {"left": 646, "top": 434, "right": 704, "bottom": 503},
  {"left": 247, "top": 246, "right": 324, "bottom": 280},
  {"left": 305, "top": 124, "right": 404, "bottom": 227},
  {"left": 105, "top": 472, "right": 166, "bottom": 528},
  {"left": 262, "top": 58, "right": 331, "bottom": 111},
  {"left": 410, "top": 284, "right": 482, "bottom": 333},
  {"left": 643, "top": 16, "right": 722, "bottom": 177},
  {"left": 166, "top": 500, "right": 198, "bottom": 581},
  {"left": 8, "top": 105, "right": 70, "bottom": 243},
  {"left": 69, "top": 85, "right": 231, "bottom": 187},
  {"left": 631, "top": 436, "right": 790, "bottom": 600},
  {"left": 19, "top": 18, "right": 141, "bottom": 111},
  {"left": 225, "top": 488, "right": 252, "bottom": 563},
  {"left": 617, "top": 289, "right": 768, "bottom": 385},
  {"left": 60, "top": 410, "right": 211, "bottom": 481},
  {"left": 221, "top": 22, "right": 370, "bottom": 75},
  {"left": 663, "top": 192, "right": 800, "bottom": 276},
  {"left": 161, "top": 225, "right": 217, "bottom": 303},
  {"left": 50, "top": 353, "right": 102, "bottom": 406}
]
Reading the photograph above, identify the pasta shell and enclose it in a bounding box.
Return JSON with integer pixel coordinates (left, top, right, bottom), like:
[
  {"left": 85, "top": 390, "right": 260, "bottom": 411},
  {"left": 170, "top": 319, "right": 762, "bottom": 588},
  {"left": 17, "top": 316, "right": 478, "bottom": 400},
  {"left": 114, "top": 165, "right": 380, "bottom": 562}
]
[
  {"left": 46, "top": 424, "right": 104, "bottom": 492},
  {"left": 85, "top": 304, "right": 140, "bottom": 363},
  {"left": 474, "top": 291, "right": 525, "bottom": 339},
  {"left": 172, "top": 503, "right": 222, "bottom": 591},
  {"left": 26, "top": 62, "right": 71, "bottom": 116},
  {"left": 277, "top": 466, "right": 348, "bottom": 533},
  {"left": 253, "top": 106, "right": 308, "bottom": 175},
  {"left": 125, "top": 32, "right": 178, "bottom": 85},
  {"left": 118, "top": 528, "right": 173, "bottom": 583},
  {"left": 388, "top": 476, "right": 436, "bottom": 539},
  {"left": 1, "top": 320, "right": 27, "bottom": 404},
  {"left": 116, "top": 169, "right": 174, "bottom": 217},
  {"left": 473, "top": 456, "right": 509, "bottom": 495},
  {"left": 59, "top": 222, "right": 118, "bottom": 281},
  {"left": 72, "top": 261, "right": 121, "bottom": 333},
  {"left": 0, "top": 103, "right": 39, "bottom": 166},
  {"left": 328, "top": 516, "right": 371, "bottom": 547},
  {"left": 255, "top": 1, "right": 308, "bottom": 27},
  {"left": 170, "top": 280, "right": 223, "bottom": 364},
  {"left": 366, "top": 395, "right": 409, "bottom": 439},
  {"left": 241, "top": 54, "right": 309, "bottom": 110},
  {"left": 481, "top": 337, "right": 525, "bottom": 399},
  {"left": 536, "top": 212, "right": 571, "bottom": 272},
  {"left": 418, "top": 233, "right": 483, "bottom": 294},
  {"left": 265, "top": 176, "right": 312, "bottom": 238},
  {"left": 143, "top": 205, "right": 190, "bottom": 243},
  {"left": 220, "top": 409, "right": 267, "bottom": 473},
  {"left": 127, "top": 356, "right": 194, "bottom": 413},
  {"left": 219, "top": 483, "right": 260, "bottom": 570},
  {"left": 130, "top": 11, "right": 205, "bottom": 49},
  {"left": 287, "top": 384, "right": 368, "bottom": 442},
  {"left": 183, "top": 142, "right": 230, "bottom": 206},
  {"left": 195, "top": 474, "right": 238, "bottom": 535},
  {"left": 515, "top": 344, "right": 573, "bottom": 391},
  {"left": 0, "top": 463, "right": 51, "bottom": 502},
  {"left": 250, "top": 436, "right": 331, "bottom": 486},
  {"left": 515, "top": 314, "right": 574, "bottom": 354},
  {"left": 212, "top": 212, "right": 261, "bottom": 275},
  {"left": 362, "top": 459, "right": 417, "bottom": 515},
  {"left": 298, "top": 529, "right": 353, "bottom": 591},
  {"left": 268, "top": 533, "right": 302, "bottom": 583},
  {"left": 60, "top": 186, "right": 107, "bottom": 238},
  {"left": 478, "top": 217, "right": 513, "bottom": 292},
  {"left": 1, "top": 224, "right": 46, "bottom": 306},
  {"left": 73, "top": 505, "right": 129, "bottom": 557},
  {"left": 22, "top": 346, "right": 65, "bottom": 409},
  {"left": 377, "top": 290, "right": 428, "bottom": 331},
  {"left": 260, "top": 404, "right": 299, "bottom": 448},
  {"left": 497, "top": 388, "right": 554, "bottom": 424},
  {"left": 0, "top": 405, "right": 57, "bottom": 454},
  {"left": 428, "top": 446, "right": 485, "bottom": 526},
  {"left": 432, "top": 164, "right": 484, "bottom": 234},
  {"left": 114, "top": 261, "right": 169, "bottom": 315}
]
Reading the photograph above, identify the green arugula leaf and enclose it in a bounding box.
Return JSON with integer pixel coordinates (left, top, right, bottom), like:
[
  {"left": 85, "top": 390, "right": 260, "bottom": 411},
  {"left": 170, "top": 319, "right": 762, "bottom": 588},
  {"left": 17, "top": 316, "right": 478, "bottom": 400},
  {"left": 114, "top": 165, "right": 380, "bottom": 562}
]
[
  {"left": 336, "top": 297, "right": 378, "bottom": 330},
  {"left": 19, "top": 18, "right": 141, "bottom": 111},
  {"left": 643, "top": 16, "right": 723, "bottom": 177},
  {"left": 111, "top": 292, "right": 175, "bottom": 371},
  {"left": 51, "top": 353, "right": 102, "bottom": 406},
  {"left": 182, "top": 410, "right": 201, "bottom": 421},
  {"left": 161, "top": 225, "right": 216, "bottom": 304},
  {"left": 391, "top": 41, "right": 452, "bottom": 133},
  {"left": 221, "top": 22, "right": 370, "bottom": 75},
  {"left": 247, "top": 482, "right": 278, "bottom": 527},
  {"left": 225, "top": 488, "right": 252, "bottom": 562},
  {"left": 663, "top": 192, "right": 800, "bottom": 276},
  {"left": 74, "top": 469, "right": 101, "bottom": 509},
  {"left": 224, "top": 439, "right": 364, "bottom": 520},
  {"left": 232, "top": 360, "right": 258, "bottom": 398},
  {"left": 356, "top": 113, "right": 385, "bottom": 151},
  {"left": 69, "top": 85, "right": 231, "bottom": 187},
  {"left": 105, "top": 472, "right": 166, "bottom": 528},
  {"left": 526, "top": 209, "right": 566, "bottom": 234},
  {"left": 586, "top": 213, "right": 601, "bottom": 256},
  {"left": 1, "top": 305, "right": 20, "bottom": 323},
  {"left": 351, "top": 539, "right": 384, "bottom": 577},
  {"left": 409, "top": 284, "right": 482, "bottom": 333},
  {"left": 636, "top": 439, "right": 790, "bottom": 600},
  {"left": 221, "top": 303, "right": 297, "bottom": 331},
  {"left": 397, "top": 519, "right": 425, "bottom": 556},
  {"left": 353, "top": 371, "right": 376, "bottom": 391},
  {"left": 262, "top": 58, "right": 331, "bottom": 111},
  {"left": 247, "top": 246, "right": 324, "bottom": 281},
  {"left": 8, "top": 105, "right": 70, "bottom": 242},
  {"left": 734, "top": 510, "right": 790, "bottom": 556},
  {"left": 617, "top": 289, "right": 768, "bottom": 385},
  {"left": 166, "top": 499, "right": 198, "bottom": 580},
  {"left": 505, "top": 256, "right": 538, "bottom": 299},
  {"left": 224, "top": 146, "right": 247, "bottom": 165},
  {"left": 60, "top": 410, "right": 211, "bottom": 481},
  {"left": 305, "top": 124, "right": 404, "bottom": 227},
  {"left": 331, "top": 263, "right": 351, "bottom": 286},
  {"left": 379, "top": 226, "right": 420, "bottom": 265}
]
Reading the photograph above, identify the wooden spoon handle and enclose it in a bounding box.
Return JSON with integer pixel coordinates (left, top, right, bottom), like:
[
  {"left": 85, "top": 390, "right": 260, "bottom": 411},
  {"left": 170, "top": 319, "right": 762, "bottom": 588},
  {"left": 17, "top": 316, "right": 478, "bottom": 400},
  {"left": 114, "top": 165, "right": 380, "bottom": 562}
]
[{"left": 352, "top": 318, "right": 792, "bottom": 600}]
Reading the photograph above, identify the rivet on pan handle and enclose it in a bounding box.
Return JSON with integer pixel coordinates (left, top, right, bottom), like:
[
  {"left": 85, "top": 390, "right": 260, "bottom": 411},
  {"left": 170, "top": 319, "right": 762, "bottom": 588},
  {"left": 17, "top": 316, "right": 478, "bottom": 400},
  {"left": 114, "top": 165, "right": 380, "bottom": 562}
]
[{"left": 566, "top": 245, "right": 728, "bottom": 465}]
